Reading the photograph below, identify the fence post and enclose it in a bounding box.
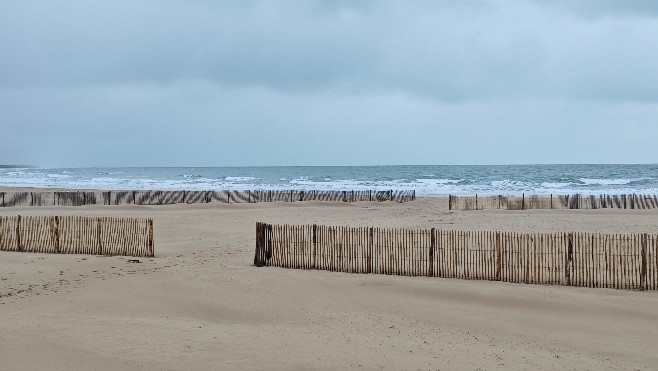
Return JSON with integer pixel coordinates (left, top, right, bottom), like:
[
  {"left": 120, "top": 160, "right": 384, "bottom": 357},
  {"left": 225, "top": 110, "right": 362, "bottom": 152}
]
[
  {"left": 262, "top": 223, "right": 268, "bottom": 263},
  {"left": 259, "top": 222, "right": 264, "bottom": 266},
  {"left": 54, "top": 216, "right": 60, "bottom": 253},
  {"left": 254, "top": 223, "right": 263, "bottom": 267},
  {"left": 265, "top": 223, "right": 270, "bottom": 264},
  {"left": 96, "top": 217, "right": 103, "bottom": 255},
  {"left": 641, "top": 233, "right": 648, "bottom": 291},
  {"left": 16, "top": 215, "right": 22, "bottom": 252},
  {"left": 522, "top": 193, "right": 525, "bottom": 210},
  {"left": 495, "top": 232, "right": 501, "bottom": 281},
  {"left": 255, "top": 223, "right": 260, "bottom": 266},
  {"left": 475, "top": 194, "right": 478, "bottom": 210},
  {"left": 565, "top": 233, "right": 573, "bottom": 286},
  {"left": 448, "top": 195, "right": 452, "bottom": 210},
  {"left": 312, "top": 224, "right": 317, "bottom": 270},
  {"left": 429, "top": 228, "right": 435, "bottom": 277},
  {"left": 369, "top": 227, "right": 374, "bottom": 274},
  {"left": 267, "top": 224, "right": 273, "bottom": 261}
]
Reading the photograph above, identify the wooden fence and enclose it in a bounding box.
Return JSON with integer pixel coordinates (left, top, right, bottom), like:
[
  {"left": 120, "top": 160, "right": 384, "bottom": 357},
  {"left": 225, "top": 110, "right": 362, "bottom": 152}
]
[
  {"left": 0, "top": 190, "right": 415, "bottom": 207},
  {"left": 0, "top": 216, "right": 154, "bottom": 257},
  {"left": 449, "top": 194, "right": 658, "bottom": 210},
  {"left": 254, "top": 223, "right": 658, "bottom": 291}
]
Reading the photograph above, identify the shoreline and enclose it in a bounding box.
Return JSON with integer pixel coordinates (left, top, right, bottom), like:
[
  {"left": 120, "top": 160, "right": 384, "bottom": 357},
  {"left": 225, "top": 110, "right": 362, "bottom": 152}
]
[
  {"left": 2, "top": 164, "right": 657, "bottom": 197},
  {"left": 3, "top": 186, "right": 658, "bottom": 199}
]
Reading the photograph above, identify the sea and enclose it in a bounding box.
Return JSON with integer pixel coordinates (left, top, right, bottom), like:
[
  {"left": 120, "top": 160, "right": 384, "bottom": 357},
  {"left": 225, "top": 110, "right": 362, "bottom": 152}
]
[{"left": 1, "top": 164, "right": 657, "bottom": 197}]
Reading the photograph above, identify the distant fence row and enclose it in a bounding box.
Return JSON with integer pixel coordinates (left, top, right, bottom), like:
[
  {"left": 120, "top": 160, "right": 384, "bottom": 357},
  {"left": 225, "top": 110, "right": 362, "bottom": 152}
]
[
  {"left": 255, "top": 223, "right": 658, "bottom": 291},
  {"left": 0, "top": 190, "right": 415, "bottom": 207},
  {"left": 0, "top": 216, "right": 154, "bottom": 257},
  {"left": 449, "top": 194, "right": 658, "bottom": 210}
]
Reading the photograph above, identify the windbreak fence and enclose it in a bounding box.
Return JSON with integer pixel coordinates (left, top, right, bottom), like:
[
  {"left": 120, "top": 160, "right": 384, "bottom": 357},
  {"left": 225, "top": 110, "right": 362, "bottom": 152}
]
[
  {"left": 449, "top": 194, "right": 658, "bottom": 210},
  {"left": 255, "top": 223, "right": 657, "bottom": 291},
  {"left": 0, "top": 216, "right": 154, "bottom": 257},
  {"left": 0, "top": 190, "right": 415, "bottom": 207}
]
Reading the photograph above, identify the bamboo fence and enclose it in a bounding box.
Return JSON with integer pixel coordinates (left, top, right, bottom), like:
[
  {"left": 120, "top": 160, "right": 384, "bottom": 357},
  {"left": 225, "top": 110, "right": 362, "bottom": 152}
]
[
  {"left": 0, "top": 216, "right": 154, "bottom": 257},
  {"left": 0, "top": 190, "right": 415, "bottom": 207},
  {"left": 255, "top": 223, "right": 658, "bottom": 291},
  {"left": 449, "top": 194, "right": 658, "bottom": 210}
]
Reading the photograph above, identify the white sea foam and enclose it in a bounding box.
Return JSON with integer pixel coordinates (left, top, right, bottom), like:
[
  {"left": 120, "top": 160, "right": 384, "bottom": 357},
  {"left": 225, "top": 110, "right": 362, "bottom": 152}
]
[
  {"left": 1, "top": 166, "right": 657, "bottom": 196},
  {"left": 225, "top": 176, "right": 257, "bottom": 182},
  {"left": 290, "top": 178, "right": 367, "bottom": 189},
  {"left": 490, "top": 180, "right": 533, "bottom": 189},
  {"left": 579, "top": 178, "right": 632, "bottom": 185},
  {"left": 416, "top": 178, "right": 464, "bottom": 185},
  {"left": 541, "top": 182, "right": 572, "bottom": 188}
]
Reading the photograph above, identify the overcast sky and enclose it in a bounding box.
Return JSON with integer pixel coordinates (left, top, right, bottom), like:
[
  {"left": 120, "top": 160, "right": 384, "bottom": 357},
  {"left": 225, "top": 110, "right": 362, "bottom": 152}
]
[{"left": 1, "top": 0, "right": 657, "bottom": 167}]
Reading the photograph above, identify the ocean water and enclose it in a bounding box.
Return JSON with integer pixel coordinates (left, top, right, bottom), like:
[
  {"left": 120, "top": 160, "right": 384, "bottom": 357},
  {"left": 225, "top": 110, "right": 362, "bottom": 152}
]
[{"left": 0, "top": 164, "right": 657, "bottom": 196}]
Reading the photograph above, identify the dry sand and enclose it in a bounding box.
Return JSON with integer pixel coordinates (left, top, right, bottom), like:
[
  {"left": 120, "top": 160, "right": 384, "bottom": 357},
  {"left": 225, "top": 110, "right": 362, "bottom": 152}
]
[{"left": 1, "top": 194, "right": 658, "bottom": 370}]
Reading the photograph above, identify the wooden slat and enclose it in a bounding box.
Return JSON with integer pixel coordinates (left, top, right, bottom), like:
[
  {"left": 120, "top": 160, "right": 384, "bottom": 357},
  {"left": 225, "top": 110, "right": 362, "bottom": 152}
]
[
  {"left": 251, "top": 223, "right": 658, "bottom": 292},
  {"left": 0, "top": 216, "right": 152, "bottom": 257},
  {"left": 450, "top": 194, "right": 658, "bottom": 210}
]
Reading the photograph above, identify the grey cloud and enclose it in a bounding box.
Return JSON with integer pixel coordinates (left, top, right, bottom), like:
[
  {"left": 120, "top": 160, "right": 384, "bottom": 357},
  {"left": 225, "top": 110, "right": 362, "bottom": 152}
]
[
  {"left": 534, "top": 0, "right": 658, "bottom": 19},
  {"left": 2, "top": 1, "right": 658, "bottom": 103},
  {"left": 0, "top": 1, "right": 380, "bottom": 89},
  {"left": 1, "top": 1, "right": 658, "bottom": 166},
  {"left": 4, "top": 80, "right": 655, "bottom": 166}
]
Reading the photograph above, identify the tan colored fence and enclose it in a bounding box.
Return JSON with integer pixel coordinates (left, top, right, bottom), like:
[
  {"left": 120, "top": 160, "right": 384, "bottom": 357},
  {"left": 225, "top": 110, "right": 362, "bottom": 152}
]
[
  {"left": 0, "top": 216, "right": 154, "bottom": 257},
  {"left": 0, "top": 189, "right": 415, "bottom": 207},
  {"left": 254, "top": 223, "right": 658, "bottom": 291},
  {"left": 449, "top": 194, "right": 658, "bottom": 210}
]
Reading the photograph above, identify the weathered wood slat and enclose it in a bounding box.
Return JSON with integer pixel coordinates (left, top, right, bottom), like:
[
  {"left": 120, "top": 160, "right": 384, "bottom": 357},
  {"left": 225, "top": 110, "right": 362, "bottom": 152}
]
[
  {"left": 0, "top": 215, "right": 153, "bottom": 257},
  {"left": 0, "top": 189, "right": 415, "bottom": 208},
  {"left": 254, "top": 223, "right": 657, "bottom": 292},
  {"left": 450, "top": 194, "right": 658, "bottom": 210}
]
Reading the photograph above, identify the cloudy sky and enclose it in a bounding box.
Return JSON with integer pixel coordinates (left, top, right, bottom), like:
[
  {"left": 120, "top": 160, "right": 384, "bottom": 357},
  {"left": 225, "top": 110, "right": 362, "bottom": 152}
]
[{"left": 1, "top": 0, "right": 657, "bottom": 167}]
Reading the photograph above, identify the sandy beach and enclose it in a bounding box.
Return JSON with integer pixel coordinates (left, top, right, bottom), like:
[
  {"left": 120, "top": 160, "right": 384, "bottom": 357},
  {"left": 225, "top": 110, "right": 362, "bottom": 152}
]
[
  {"left": 4, "top": 0, "right": 657, "bottom": 368},
  {"left": 2, "top": 192, "right": 658, "bottom": 370}
]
